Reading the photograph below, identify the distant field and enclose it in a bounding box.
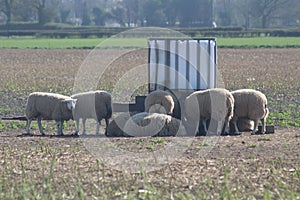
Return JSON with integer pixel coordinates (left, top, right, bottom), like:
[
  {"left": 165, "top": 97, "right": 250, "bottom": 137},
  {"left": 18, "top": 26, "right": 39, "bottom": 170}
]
[{"left": 1, "top": 36, "right": 300, "bottom": 49}]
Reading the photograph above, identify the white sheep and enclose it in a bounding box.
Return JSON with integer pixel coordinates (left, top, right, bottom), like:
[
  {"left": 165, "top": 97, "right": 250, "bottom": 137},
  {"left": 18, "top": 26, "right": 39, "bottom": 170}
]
[
  {"left": 144, "top": 90, "right": 175, "bottom": 115},
  {"left": 124, "top": 112, "right": 184, "bottom": 137},
  {"left": 25, "top": 92, "right": 77, "bottom": 135},
  {"left": 231, "top": 89, "right": 269, "bottom": 135},
  {"left": 184, "top": 88, "right": 234, "bottom": 135},
  {"left": 106, "top": 112, "right": 137, "bottom": 137},
  {"left": 71, "top": 90, "right": 112, "bottom": 135},
  {"left": 229, "top": 118, "right": 254, "bottom": 133}
]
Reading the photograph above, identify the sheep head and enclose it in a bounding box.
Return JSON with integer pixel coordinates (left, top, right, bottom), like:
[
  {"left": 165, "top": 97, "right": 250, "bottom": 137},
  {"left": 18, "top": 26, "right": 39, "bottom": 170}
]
[{"left": 64, "top": 99, "right": 77, "bottom": 110}]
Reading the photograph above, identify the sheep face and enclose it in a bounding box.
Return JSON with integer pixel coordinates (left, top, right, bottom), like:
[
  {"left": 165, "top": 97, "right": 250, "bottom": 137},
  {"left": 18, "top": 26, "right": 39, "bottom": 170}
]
[{"left": 65, "top": 99, "right": 77, "bottom": 110}]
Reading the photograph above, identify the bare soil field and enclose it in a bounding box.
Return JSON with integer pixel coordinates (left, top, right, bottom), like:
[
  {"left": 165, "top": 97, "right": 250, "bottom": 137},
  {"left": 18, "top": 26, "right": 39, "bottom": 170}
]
[{"left": 0, "top": 49, "right": 299, "bottom": 199}]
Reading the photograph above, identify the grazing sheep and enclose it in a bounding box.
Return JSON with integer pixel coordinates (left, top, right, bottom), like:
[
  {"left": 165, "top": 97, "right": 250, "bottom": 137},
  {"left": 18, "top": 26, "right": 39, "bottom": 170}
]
[
  {"left": 144, "top": 90, "right": 175, "bottom": 115},
  {"left": 184, "top": 88, "right": 234, "bottom": 135},
  {"left": 71, "top": 90, "right": 112, "bottom": 135},
  {"left": 106, "top": 112, "right": 185, "bottom": 137},
  {"left": 231, "top": 89, "right": 269, "bottom": 135},
  {"left": 25, "top": 92, "right": 77, "bottom": 135},
  {"left": 229, "top": 118, "right": 254, "bottom": 133},
  {"left": 124, "top": 112, "right": 184, "bottom": 137},
  {"left": 106, "top": 112, "right": 137, "bottom": 137}
]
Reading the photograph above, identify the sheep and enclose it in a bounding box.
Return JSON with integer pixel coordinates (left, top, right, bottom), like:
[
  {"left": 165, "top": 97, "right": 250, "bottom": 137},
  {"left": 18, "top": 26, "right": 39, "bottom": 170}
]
[
  {"left": 144, "top": 90, "right": 175, "bottom": 116},
  {"left": 230, "top": 89, "right": 269, "bottom": 135},
  {"left": 229, "top": 118, "right": 254, "bottom": 133},
  {"left": 106, "top": 112, "right": 185, "bottom": 137},
  {"left": 25, "top": 92, "right": 77, "bottom": 135},
  {"left": 184, "top": 88, "right": 234, "bottom": 136},
  {"left": 71, "top": 90, "right": 112, "bottom": 135},
  {"left": 124, "top": 112, "right": 185, "bottom": 137},
  {"left": 106, "top": 112, "right": 137, "bottom": 137}
]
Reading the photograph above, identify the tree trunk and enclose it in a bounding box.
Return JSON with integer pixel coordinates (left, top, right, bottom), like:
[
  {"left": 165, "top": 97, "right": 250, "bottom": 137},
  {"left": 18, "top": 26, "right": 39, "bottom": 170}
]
[
  {"left": 4, "top": 0, "right": 12, "bottom": 23},
  {"left": 37, "top": 0, "right": 46, "bottom": 26},
  {"left": 262, "top": 14, "right": 267, "bottom": 28},
  {"left": 38, "top": 7, "right": 45, "bottom": 25}
]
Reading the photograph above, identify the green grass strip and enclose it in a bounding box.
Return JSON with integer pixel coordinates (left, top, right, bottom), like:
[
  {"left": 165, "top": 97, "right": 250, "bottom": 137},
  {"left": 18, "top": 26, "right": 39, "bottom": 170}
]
[
  {"left": 217, "top": 37, "right": 300, "bottom": 48},
  {"left": 0, "top": 37, "right": 147, "bottom": 49},
  {"left": 0, "top": 37, "right": 102, "bottom": 49},
  {"left": 0, "top": 37, "right": 300, "bottom": 49}
]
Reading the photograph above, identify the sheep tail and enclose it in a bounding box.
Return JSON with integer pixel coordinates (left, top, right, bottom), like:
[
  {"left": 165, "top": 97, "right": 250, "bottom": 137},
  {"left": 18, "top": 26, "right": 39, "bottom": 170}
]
[{"left": 264, "top": 107, "right": 269, "bottom": 119}]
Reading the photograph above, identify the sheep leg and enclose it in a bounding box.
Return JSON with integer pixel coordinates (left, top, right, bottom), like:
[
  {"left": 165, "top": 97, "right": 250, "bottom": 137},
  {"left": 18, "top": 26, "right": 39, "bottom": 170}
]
[
  {"left": 96, "top": 121, "right": 100, "bottom": 135},
  {"left": 232, "top": 119, "right": 239, "bottom": 134},
  {"left": 194, "top": 121, "right": 200, "bottom": 136},
  {"left": 26, "top": 119, "right": 32, "bottom": 134},
  {"left": 96, "top": 122, "right": 100, "bottom": 135},
  {"left": 82, "top": 118, "right": 86, "bottom": 135},
  {"left": 217, "top": 122, "right": 222, "bottom": 135},
  {"left": 202, "top": 120, "right": 208, "bottom": 133},
  {"left": 55, "top": 122, "right": 59, "bottom": 135},
  {"left": 75, "top": 119, "right": 80, "bottom": 135},
  {"left": 252, "top": 120, "right": 259, "bottom": 135},
  {"left": 261, "top": 118, "right": 266, "bottom": 134},
  {"left": 221, "top": 118, "right": 229, "bottom": 135},
  {"left": 225, "top": 118, "right": 230, "bottom": 134},
  {"left": 37, "top": 117, "right": 45, "bottom": 135},
  {"left": 56, "top": 121, "right": 63, "bottom": 136},
  {"left": 61, "top": 122, "right": 63, "bottom": 135},
  {"left": 104, "top": 118, "right": 109, "bottom": 135}
]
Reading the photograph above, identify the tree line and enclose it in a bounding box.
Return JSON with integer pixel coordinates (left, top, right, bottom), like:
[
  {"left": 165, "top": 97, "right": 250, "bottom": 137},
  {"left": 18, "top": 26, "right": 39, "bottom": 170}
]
[{"left": 0, "top": 0, "right": 299, "bottom": 28}]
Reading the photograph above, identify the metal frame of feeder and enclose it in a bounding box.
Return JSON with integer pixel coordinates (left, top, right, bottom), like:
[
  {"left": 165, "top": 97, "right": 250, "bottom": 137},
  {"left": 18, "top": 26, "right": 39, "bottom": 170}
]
[{"left": 148, "top": 37, "right": 217, "bottom": 92}]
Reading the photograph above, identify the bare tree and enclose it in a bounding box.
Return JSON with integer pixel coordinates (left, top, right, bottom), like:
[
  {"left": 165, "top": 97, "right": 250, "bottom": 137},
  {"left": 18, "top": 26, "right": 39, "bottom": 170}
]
[
  {"left": 232, "top": 0, "right": 251, "bottom": 28},
  {"left": 215, "top": 0, "right": 232, "bottom": 26},
  {"left": 122, "top": 0, "right": 140, "bottom": 26},
  {"left": 279, "top": 0, "right": 300, "bottom": 26},
  {"left": 34, "top": 0, "right": 46, "bottom": 25},
  {"left": 0, "top": 0, "right": 14, "bottom": 23},
  {"left": 251, "top": 0, "right": 290, "bottom": 28},
  {"left": 29, "top": 0, "right": 58, "bottom": 25},
  {"left": 111, "top": 5, "right": 126, "bottom": 26}
]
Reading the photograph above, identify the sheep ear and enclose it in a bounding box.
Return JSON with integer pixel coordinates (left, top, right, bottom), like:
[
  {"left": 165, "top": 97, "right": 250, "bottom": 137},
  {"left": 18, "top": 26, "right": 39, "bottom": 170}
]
[
  {"left": 63, "top": 99, "right": 76, "bottom": 103},
  {"left": 62, "top": 99, "right": 71, "bottom": 103}
]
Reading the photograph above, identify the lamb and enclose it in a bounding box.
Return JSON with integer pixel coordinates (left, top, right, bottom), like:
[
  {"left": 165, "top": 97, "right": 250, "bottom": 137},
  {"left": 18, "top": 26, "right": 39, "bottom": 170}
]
[
  {"left": 25, "top": 92, "right": 77, "bottom": 135},
  {"left": 184, "top": 88, "right": 234, "bottom": 136},
  {"left": 144, "top": 90, "right": 175, "bottom": 116},
  {"left": 124, "top": 112, "right": 185, "bottom": 137},
  {"left": 71, "top": 90, "right": 112, "bottom": 135},
  {"left": 230, "top": 89, "right": 269, "bottom": 135}
]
